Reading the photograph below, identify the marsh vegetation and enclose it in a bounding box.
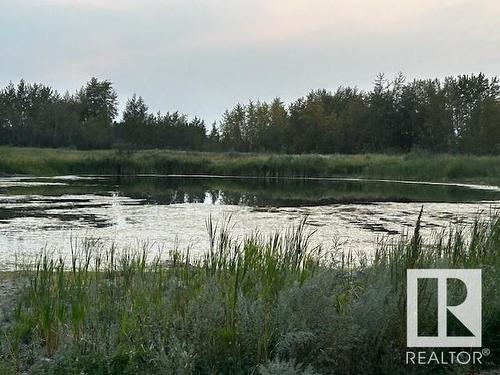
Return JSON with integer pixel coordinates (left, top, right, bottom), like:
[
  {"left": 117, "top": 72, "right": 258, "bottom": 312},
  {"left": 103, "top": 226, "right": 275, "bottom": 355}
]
[
  {"left": 0, "top": 214, "right": 498, "bottom": 374},
  {"left": 2, "top": 147, "right": 500, "bottom": 185}
]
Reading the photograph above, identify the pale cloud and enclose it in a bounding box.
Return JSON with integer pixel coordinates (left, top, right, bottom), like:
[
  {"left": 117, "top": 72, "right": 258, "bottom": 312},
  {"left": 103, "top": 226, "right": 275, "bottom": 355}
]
[
  {"left": 174, "top": 0, "right": 500, "bottom": 50},
  {"left": 1, "top": 0, "right": 499, "bottom": 123},
  {"left": 35, "top": 0, "right": 144, "bottom": 10}
]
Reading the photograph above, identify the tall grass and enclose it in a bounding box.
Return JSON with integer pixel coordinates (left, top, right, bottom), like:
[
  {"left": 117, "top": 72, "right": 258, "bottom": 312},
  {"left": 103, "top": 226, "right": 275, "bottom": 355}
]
[
  {"left": 1, "top": 146, "right": 500, "bottom": 184},
  {"left": 0, "top": 215, "right": 499, "bottom": 374}
]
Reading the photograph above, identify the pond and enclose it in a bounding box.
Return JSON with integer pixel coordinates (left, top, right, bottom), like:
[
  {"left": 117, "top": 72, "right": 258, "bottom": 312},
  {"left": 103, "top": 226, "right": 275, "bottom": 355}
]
[{"left": 0, "top": 175, "right": 499, "bottom": 270}]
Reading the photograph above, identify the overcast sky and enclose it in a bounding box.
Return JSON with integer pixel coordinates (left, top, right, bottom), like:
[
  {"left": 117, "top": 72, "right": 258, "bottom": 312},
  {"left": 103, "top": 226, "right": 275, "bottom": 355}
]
[{"left": 1, "top": 0, "right": 499, "bottom": 123}]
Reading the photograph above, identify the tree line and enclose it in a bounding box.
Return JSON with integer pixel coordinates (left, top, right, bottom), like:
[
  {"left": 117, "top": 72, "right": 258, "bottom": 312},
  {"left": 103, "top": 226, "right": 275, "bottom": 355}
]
[{"left": 1, "top": 73, "right": 499, "bottom": 154}]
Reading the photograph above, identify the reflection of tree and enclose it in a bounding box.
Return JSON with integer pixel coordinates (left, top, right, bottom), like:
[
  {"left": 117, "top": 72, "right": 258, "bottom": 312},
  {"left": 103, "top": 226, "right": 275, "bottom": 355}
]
[
  {"left": 13, "top": 176, "right": 495, "bottom": 208},
  {"left": 207, "top": 190, "right": 221, "bottom": 205}
]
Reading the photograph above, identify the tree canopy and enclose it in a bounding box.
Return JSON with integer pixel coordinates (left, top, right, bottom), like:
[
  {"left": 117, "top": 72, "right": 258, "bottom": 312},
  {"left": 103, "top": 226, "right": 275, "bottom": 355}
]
[{"left": 0, "top": 74, "right": 499, "bottom": 154}]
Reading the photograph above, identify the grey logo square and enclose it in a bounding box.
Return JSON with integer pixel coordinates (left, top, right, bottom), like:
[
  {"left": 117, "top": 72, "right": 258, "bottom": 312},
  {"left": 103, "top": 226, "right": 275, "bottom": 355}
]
[{"left": 407, "top": 269, "right": 482, "bottom": 347}]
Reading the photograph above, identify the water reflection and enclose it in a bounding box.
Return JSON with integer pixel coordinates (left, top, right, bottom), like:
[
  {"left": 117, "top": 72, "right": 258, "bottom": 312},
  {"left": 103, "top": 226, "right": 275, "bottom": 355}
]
[
  {"left": 0, "top": 175, "right": 499, "bottom": 270},
  {"left": 2, "top": 175, "right": 499, "bottom": 209}
]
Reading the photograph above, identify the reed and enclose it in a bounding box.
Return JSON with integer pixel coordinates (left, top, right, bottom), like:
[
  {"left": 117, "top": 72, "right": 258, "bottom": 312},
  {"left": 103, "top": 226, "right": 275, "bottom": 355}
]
[
  {"left": 1, "top": 146, "right": 500, "bottom": 184},
  {"left": 0, "top": 214, "right": 499, "bottom": 374}
]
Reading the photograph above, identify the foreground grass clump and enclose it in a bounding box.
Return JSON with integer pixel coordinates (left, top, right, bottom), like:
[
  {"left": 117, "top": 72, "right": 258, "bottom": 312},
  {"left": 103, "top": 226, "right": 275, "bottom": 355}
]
[
  {"left": 1, "top": 146, "right": 500, "bottom": 184},
  {"left": 0, "top": 215, "right": 499, "bottom": 374}
]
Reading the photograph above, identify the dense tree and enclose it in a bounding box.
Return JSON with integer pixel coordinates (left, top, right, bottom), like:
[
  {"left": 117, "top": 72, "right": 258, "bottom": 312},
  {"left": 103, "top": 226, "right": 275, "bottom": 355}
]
[
  {"left": 1, "top": 74, "right": 499, "bottom": 154},
  {"left": 476, "top": 97, "right": 500, "bottom": 154},
  {"left": 334, "top": 88, "right": 367, "bottom": 153},
  {"left": 121, "top": 94, "right": 150, "bottom": 147},
  {"left": 77, "top": 78, "right": 118, "bottom": 149},
  {"left": 220, "top": 104, "right": 245, "bottom": 151},
  {"left": 0, "top": 78, "right": 118, "bottom": 149},
  {"left": 206, "top": 122, "right": 221, "bottom": 151},
  {"left": 266, "top": 98, "right": 288, "bottom": 152}
]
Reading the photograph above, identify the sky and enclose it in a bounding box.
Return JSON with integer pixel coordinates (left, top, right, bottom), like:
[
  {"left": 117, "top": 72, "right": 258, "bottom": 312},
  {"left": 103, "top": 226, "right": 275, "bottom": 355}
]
[{"left": 1, "top": 0, "right": 499, "bottom": 124}]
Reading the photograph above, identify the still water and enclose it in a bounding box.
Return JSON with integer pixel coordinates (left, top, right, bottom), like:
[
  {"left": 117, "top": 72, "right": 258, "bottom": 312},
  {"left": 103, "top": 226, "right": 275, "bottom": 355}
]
[{"left": 1, "top": 175, "right": 499, "bottom": 270}]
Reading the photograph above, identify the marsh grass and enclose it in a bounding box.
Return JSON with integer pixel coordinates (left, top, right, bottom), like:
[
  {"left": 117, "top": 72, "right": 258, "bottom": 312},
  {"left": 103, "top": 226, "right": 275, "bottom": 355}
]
[
  {"left": 1, "top": 147, "right": 500, "bottom": 184},
  {"left": 0, "top": 214, "right": 499, "bottom": 374}
]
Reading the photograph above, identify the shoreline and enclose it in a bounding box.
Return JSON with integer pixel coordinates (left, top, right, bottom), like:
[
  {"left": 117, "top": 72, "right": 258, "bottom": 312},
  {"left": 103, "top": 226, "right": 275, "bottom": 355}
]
[{"left": 1, "top": 147, "right": 500, "bottom": 186}]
